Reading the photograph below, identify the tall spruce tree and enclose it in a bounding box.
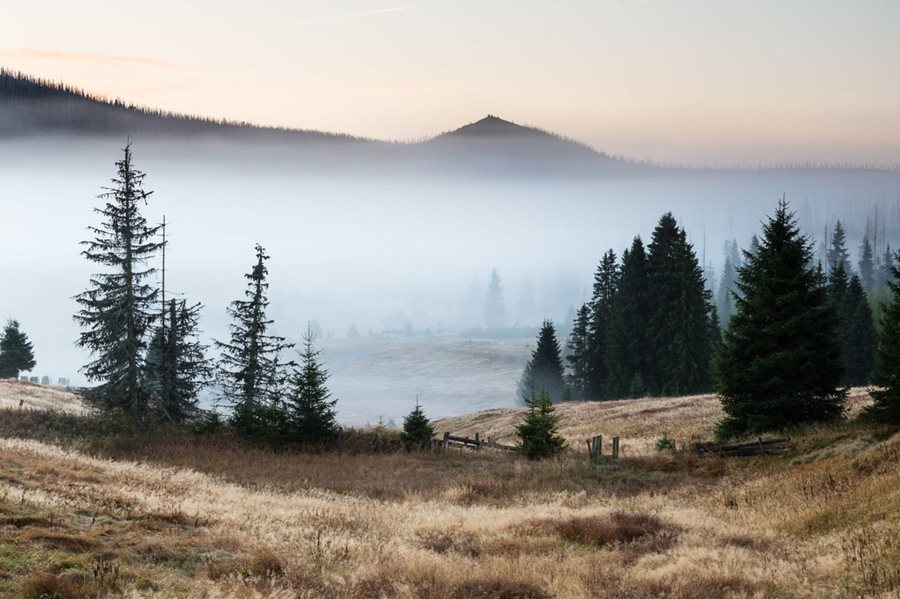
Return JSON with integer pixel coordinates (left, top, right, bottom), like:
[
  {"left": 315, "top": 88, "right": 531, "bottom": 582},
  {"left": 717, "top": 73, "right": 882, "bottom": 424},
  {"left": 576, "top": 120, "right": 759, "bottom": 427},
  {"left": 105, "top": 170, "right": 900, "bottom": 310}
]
[
  {"left": 716, "top": 200, "right": 845, "bottom": 437},
  {"left": 215, "top": 244, "right": 293, "bottom": 434},
  {"left": 842, "top": 275, "right": 875, "bottom": 387},
  {"left": 146, "top": 299, "right": 213, "bottom": 423},
  {"left": 868, "top": 251, "right": 900, "bottom": 423},
  {"left": 859, "top": 236, "right": 875, "bottom": 294},
  {"left": 484, "top": 268, "right": 507, "bottom": 330},
  {"left": 74, "top": 143, "right": 163, "bottom": 420},
  {"left": 518, "top": 320, "right": 565, "bottom": 403},
  {"left": 716, "top": 240, "right": 741, "bottom": 325},
  {"left": 0, "top": 319, "right": 36, "bottom": 379},
  {"left": 565, "top": 304, "right": 591, "bottom": 400},
  {"left": 605, "top": 238, "right": 650, "bottom": 399},
  {"left": 646, "top": 213, "right": 713, "bottom": 395},
  {"left": 283, "top": 324, "right": 339, "bottom": 444},
  {"left": 586, "top": 250, "right": 619, "bottom": 399},
  {"left": 827, "top": 221, "right": 851, "bottom": 276},
  {"left": 878, "top": 244, "right": 895, "bottom": 292},
  {"left": 748, "top": 235, "right": 761, "bottom": 258}
]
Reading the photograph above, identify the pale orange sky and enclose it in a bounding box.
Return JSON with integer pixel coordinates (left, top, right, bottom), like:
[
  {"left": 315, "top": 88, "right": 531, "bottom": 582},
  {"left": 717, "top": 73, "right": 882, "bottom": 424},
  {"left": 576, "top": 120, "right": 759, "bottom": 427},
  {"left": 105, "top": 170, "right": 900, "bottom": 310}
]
[{"left": 2, "top": 0, "right": 899, "bottom": 165}]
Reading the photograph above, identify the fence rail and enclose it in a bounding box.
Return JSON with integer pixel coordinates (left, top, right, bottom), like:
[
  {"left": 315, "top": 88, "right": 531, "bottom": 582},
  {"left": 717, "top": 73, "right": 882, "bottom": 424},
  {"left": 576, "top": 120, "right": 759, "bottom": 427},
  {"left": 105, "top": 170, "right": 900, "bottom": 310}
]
[
  {"left": 439, "top": 432, "right": 518, "bottom": 453},
  {"left": 695, "top": 437, "right": 791, "bottom": 457}
]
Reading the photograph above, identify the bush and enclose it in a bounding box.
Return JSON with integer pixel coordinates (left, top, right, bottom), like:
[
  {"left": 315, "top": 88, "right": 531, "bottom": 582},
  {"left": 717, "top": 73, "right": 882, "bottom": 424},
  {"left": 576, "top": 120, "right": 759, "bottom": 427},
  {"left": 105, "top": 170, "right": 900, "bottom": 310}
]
[
  {"left": 516, "top": 386, "right": 565, "bottom": 459},
  {"left": 400, "top": 401, "right": 434, "bottom": 451},
  {"left": 655, "top": 433, "right": 676, "bottom": 452}
]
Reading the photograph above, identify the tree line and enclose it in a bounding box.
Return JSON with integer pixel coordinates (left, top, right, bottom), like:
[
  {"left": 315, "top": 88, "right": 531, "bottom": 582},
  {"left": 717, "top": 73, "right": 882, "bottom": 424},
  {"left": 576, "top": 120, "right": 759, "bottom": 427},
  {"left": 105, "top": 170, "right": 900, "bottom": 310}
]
[
  {"left": 519, "top": 200, "right": 900, "bottom": 439},
  {"left": 521, "top": 212, "right": 718, "bottom": 404},
  {"left": 72, "top": 144, "right": 343, "bottom": 445}
]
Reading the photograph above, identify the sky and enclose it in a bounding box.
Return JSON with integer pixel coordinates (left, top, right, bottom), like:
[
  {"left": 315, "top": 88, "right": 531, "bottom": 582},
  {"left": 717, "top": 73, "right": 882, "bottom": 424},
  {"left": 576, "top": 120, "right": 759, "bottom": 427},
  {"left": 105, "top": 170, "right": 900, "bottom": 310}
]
[{"left": 2, "top": 1, "right": 900, "bottom": 165}]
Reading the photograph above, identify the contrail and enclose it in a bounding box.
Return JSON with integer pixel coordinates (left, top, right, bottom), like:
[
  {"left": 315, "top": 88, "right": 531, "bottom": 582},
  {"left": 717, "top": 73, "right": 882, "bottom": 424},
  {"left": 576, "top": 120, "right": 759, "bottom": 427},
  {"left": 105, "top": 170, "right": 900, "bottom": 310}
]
[{"left": 298, "top": 6, "right": 412, "bottom": 25}]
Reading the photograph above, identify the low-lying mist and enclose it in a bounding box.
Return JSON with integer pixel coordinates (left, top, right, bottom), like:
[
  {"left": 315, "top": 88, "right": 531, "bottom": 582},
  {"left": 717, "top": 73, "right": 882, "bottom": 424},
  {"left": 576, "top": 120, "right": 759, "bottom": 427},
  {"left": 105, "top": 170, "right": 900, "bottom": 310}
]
[{"left": 1, "top": 136, "right": 898, "bottom": 423}]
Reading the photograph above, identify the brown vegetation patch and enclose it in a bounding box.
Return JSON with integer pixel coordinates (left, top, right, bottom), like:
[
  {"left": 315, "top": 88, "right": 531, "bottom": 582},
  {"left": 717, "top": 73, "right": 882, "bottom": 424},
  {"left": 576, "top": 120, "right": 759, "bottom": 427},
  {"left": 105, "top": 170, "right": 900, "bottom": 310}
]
[
  {"left": 554, "top": 511, "right": 671, "bottom": 548},
  {"left": 0, "top": 515, "right": 52, "bottom": 528},
  {"left": 452, "top": 577, "right": 551, "bottom": 599},
  {"left": 205, "top": 548, "right": 284, "bottom": 581},
  {"left": 418, "top": 530, "right": 481, "bottom": 557},
  {"left": 22, "top": 530, "right": 99, "bottom": 552}
]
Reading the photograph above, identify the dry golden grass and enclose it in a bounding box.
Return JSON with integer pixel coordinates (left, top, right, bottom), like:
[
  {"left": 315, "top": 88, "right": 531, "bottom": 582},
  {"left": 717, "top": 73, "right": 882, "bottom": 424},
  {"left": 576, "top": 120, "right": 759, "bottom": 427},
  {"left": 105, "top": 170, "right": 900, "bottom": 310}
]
[
  {"left": 0, "top": 387, "right": 897, "bottom": 598},
  {"left": 0, "top": 378, "right": 88, "bottom": 414},
  {"left": 436, "top": 388, "right": 876, "bottom": 456}
]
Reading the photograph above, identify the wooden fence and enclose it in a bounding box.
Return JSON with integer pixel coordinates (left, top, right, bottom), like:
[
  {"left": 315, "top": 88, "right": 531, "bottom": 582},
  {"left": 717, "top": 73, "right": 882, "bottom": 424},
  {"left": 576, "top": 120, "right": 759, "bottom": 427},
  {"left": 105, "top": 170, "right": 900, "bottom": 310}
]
[
  {"left": 586, "top": 434, "right": 621, "bottom": 460},
  {"left": 695, "top": 437, "right": 791, "bottom": 457},
  {"left": 440, "top": 432, "right": 518, "bottom": 453}
]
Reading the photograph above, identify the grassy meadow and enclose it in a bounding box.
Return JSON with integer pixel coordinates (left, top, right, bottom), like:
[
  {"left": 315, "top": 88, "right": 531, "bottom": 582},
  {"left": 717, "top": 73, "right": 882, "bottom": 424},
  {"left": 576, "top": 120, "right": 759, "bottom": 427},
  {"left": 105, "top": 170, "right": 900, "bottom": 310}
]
[{"left": 0, "top": 380, "right": 897, "bottom": 598}]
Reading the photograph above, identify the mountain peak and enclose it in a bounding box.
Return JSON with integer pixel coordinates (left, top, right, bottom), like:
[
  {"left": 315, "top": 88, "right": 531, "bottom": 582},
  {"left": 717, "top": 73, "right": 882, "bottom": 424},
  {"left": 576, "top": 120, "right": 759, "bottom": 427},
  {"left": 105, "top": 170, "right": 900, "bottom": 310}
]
[{"left": 443, "top": 115, "right": 548, "bottom": 139}]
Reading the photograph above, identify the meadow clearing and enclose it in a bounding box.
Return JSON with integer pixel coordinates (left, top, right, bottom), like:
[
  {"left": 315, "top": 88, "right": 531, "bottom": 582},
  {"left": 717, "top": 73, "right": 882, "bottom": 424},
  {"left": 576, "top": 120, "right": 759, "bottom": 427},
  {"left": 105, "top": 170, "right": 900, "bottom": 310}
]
[{"left": 0, "top": 379, "right": 897, "bottom": 598}]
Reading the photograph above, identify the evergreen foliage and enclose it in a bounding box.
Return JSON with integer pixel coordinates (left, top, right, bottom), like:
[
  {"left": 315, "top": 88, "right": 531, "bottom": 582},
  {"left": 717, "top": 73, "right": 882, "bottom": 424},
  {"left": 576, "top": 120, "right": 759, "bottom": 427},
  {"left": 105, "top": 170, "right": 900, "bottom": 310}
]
[
  {"left": 0, "top": 319, "right": 36, "bottom": 379},
  {"left": 283, "top": 324, "right": 339, "bottom": 445},
  {"left": 859, "top": 235, "right": 875, "bottom": 293},
  {"left": 400, "top": 399, "right": 435, "bottom": 450},
  {"left": 519, "top": 320, "right": 566, "bottom": 403},
  {"left": 716, "top": 200, "right": 846, "bottom": 437},
  {"left": 716, "top": 240, "right": 741, "bottom": 324},
  {"left": 827, "top": 221, "right": 851, "bottom": 275},
  {"left": 484, "top": 268, "right": 507, "bottom": 329},
  {"left": 215, "top": 244, "right": 293, "bottom": 436},
  {"left": 842, "top": 275, "right": 876, "bottom": 387},
  {"left": 748, "top": 235, "right": 761, "bottom": 257},
  {"left": 869, "top": 251, "right": 900, "bottom": 423},
  {"left": 605, "top": 238, "right": 650, "bottom": 398},
  {"left": 565, "top": 304, "right": 591, "bottom": 400},
  {"left": 516, "top": 384, "right": 565, "bottom": 459},
  {"left": 145, "top": 299, "right": 213, "bottom": 423},
  {"left": 586, "top": 249, "right": 619, "bottom": 398},
  {"left": 646, "top": 213, "right": 713, "bottom": 395},
  {"left": 74, "top": 143, "right": 163, "bottom": 420}
]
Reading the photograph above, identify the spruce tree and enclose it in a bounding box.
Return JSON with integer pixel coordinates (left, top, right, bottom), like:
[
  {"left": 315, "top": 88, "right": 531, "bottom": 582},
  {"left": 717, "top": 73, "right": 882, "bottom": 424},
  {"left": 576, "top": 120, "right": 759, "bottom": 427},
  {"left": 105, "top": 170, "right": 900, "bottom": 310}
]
[
  {"left": 842, "top": 275, "right": 875, "bottom": 387},
  {"left": 868, "top": 251, "right": 900, "bottom": 423},
  {"left": 400, "top": 399, "right": 434, "bottom": 450},
  {"left": 484, "top": 268, "right": 507, "bottom": 330},
  {"left": 646, "top": 213, "right": 713, "bottom": 395},
  {"left": 518, "top": 320, "right": 565, "bottom": 403},
  {"left": 146, "top": 299, "right": 213, "bottom": 423},
  {"left": 283, "top": 324, "right": 339, "bottom": 444},
  {"left": 605, "top": 237, "right": 650, "bottom": 399},
  {"left": 74, "top": 143, "right": 162, "bottom": 420},
  {"left": 859, "top": 236, "right": 875, "bottom": 294},
  {"left": 879, "top": 244, "right": 895, "bottom": 292},
  {"left": 748, "top": 235, "right": 761, "bottom": 258},
  {"left": 0, "top": 319, "right": 36, "bottom": 379},
  {"left": 516, "top": 384, "right": 565, "bottom": 459},
  {"left": 565, "top": 304, "right": 591, "bottom": 400},
  {"left": 827, "top": 221, "right": 851, "bottom": 276},
  {"left": 716, "top": 246, "right": 740, "bottom": 324},
  {"left": 215, "top": 244, "right": 293, "bottom": 435},
  {"left": 586, "top": 249, "right": 619, "bottom": 399},
  {"left": 716, "top": 200, "right": 845, "bottom": 437}
]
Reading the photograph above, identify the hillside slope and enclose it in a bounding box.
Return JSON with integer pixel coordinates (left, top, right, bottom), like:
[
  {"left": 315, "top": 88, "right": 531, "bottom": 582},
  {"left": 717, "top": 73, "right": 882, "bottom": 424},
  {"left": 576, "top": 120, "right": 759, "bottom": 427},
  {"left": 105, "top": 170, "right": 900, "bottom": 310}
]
[
  {"left": 0, "top": 379, "right": 86, "bottom": 414},
  {"left": 435, "top": 388, "right": 876, "bottom": 455}
]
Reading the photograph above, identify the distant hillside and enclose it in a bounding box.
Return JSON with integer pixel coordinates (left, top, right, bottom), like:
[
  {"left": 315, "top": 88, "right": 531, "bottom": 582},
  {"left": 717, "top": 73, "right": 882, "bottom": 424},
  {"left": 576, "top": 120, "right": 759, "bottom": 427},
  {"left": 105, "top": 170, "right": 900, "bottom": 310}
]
[
  {"left": 0, "top": 70, "right": 629, "bottom": 175},
  {"left": 0, "top": 69, "right": 364, "bottom": 142}
]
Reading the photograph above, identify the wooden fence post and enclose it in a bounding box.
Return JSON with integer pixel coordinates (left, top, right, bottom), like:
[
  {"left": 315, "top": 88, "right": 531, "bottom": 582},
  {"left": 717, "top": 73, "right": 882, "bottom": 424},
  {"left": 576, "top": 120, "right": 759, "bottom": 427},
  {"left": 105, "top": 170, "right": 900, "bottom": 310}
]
[
  {"left": 443, "top": 432, "right": 449, "bottom": 451},
  {"left": 612, "top": 436, "right": 620, "bottom": 459},
  {"left": 475, "top": 432, "right": 480, "bottom": 451}
]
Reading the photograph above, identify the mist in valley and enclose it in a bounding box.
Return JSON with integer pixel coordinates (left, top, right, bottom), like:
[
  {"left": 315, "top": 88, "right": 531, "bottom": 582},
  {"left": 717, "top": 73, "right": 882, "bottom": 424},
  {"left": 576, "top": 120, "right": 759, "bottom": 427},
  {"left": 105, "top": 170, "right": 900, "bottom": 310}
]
[{"left": 2, "top": 134, "right": 899, "bottom": 423}]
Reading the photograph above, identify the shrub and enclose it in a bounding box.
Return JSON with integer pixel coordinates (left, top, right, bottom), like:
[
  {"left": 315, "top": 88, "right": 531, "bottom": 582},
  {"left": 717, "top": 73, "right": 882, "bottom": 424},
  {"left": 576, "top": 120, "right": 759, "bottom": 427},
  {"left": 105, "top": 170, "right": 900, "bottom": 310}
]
[{"left": 655, "top": 433, "right": 676, "bottom": 452}]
